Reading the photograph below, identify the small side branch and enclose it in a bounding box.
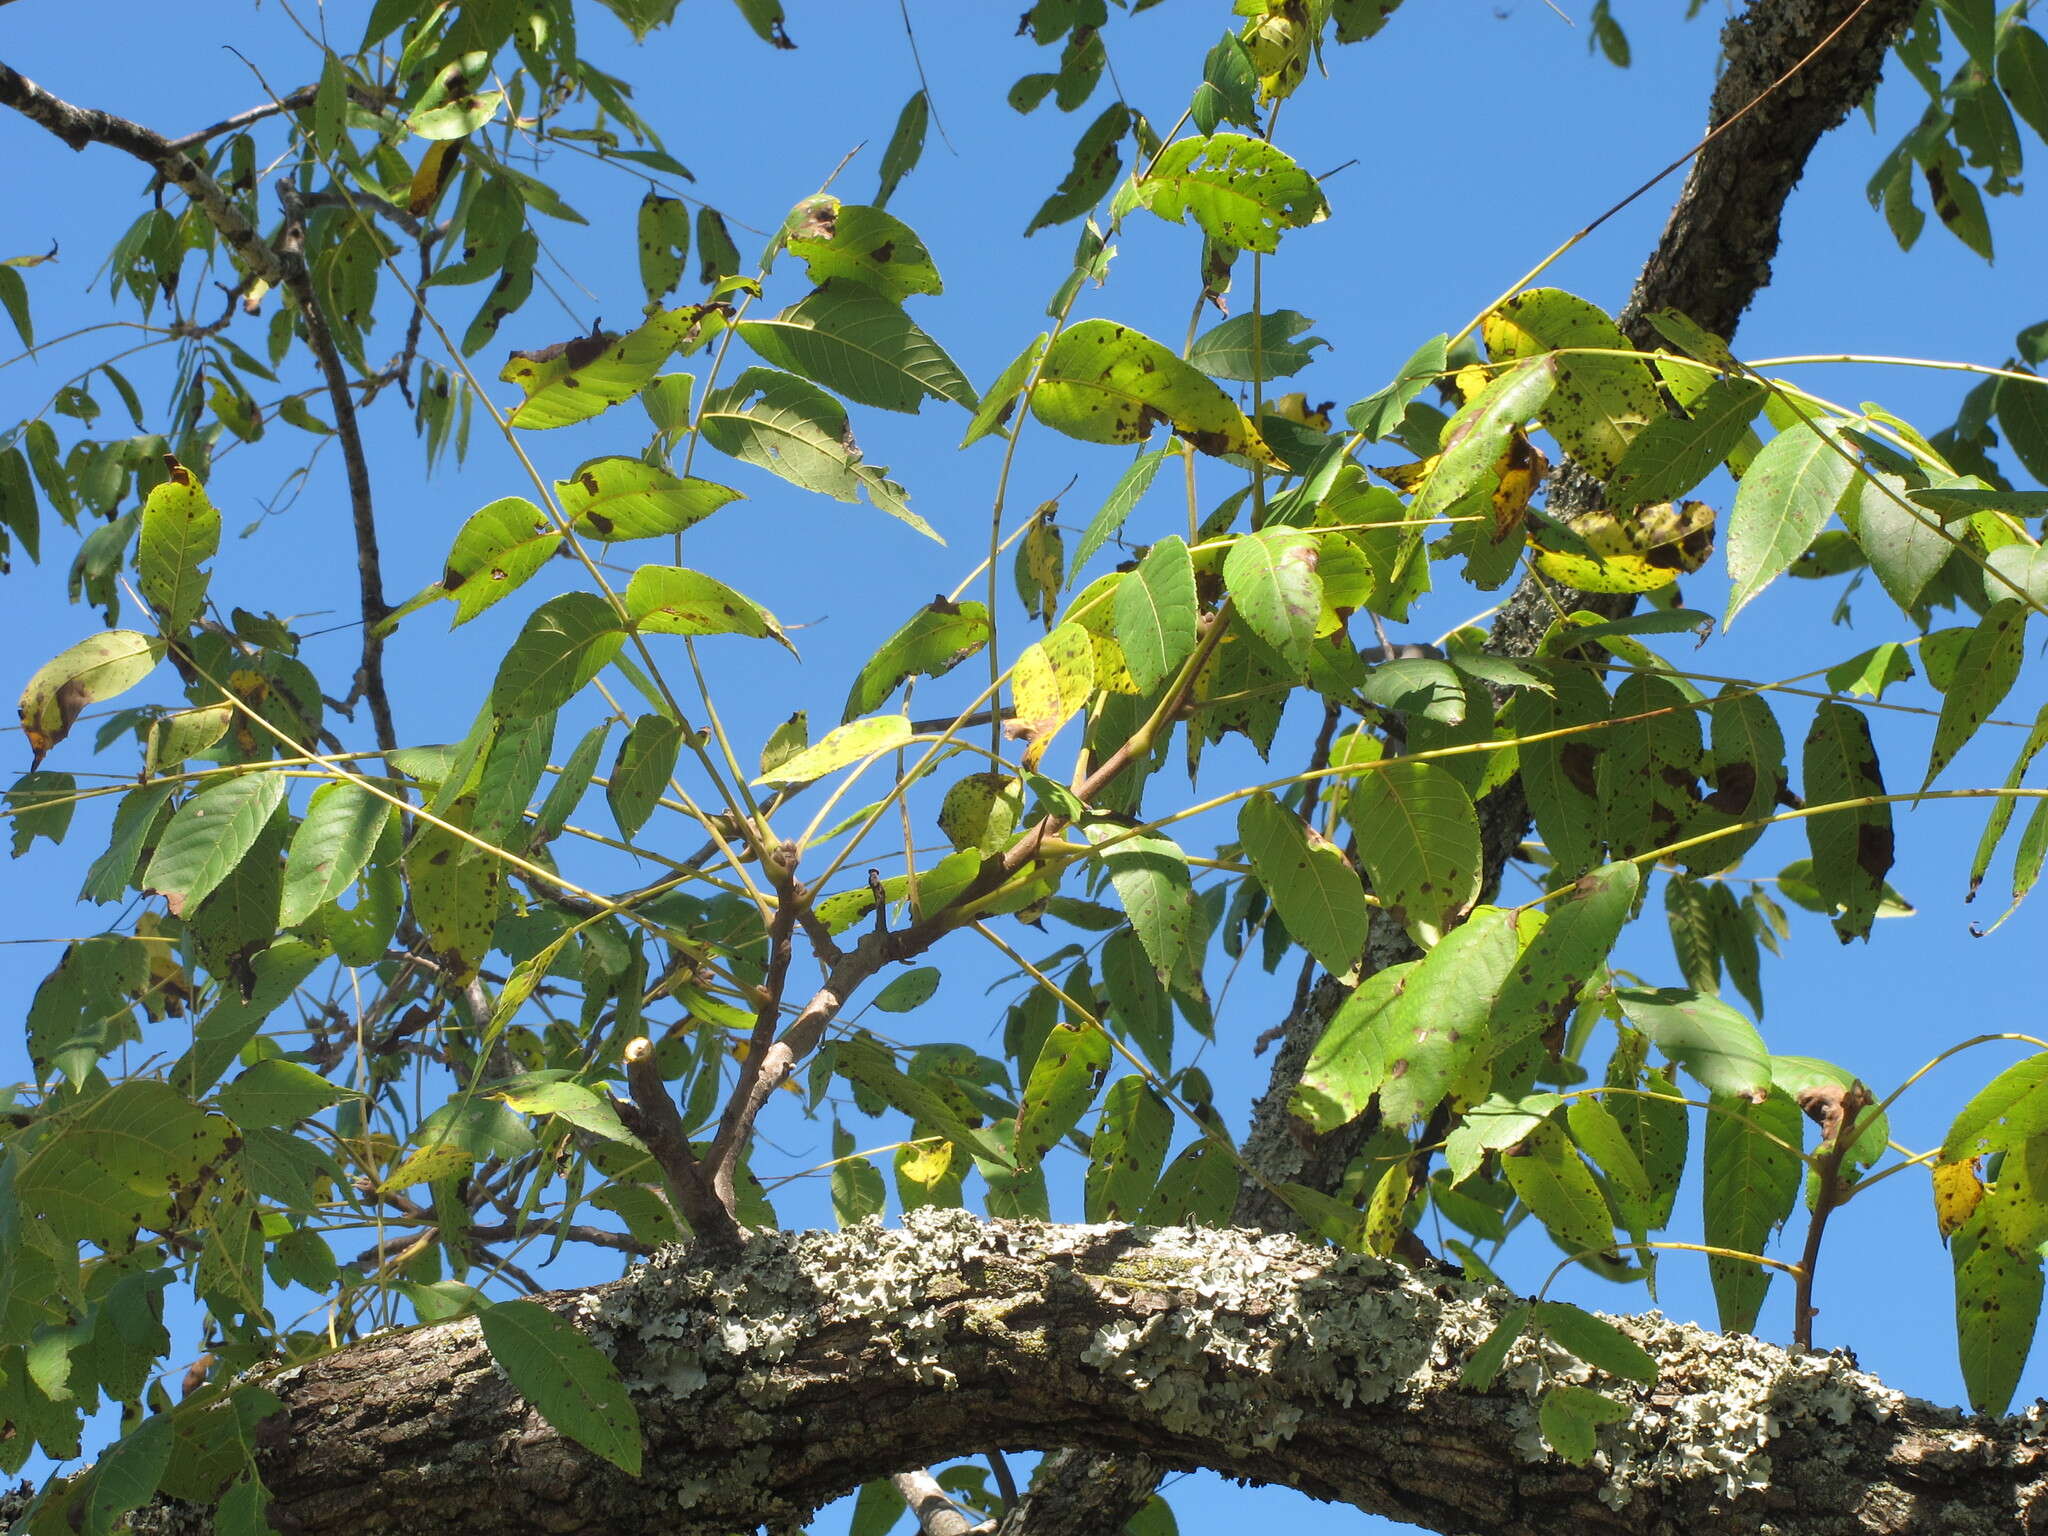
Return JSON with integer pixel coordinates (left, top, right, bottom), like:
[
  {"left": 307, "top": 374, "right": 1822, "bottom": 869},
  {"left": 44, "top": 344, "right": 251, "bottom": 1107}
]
[
  {"left": 1791, "top": 1079, "right": 1874, "bottom": 1352},
  {"left": 618, "top": 1037, "right": 742, "bottom": 1250},
  {"left": 0, "top": 61, "right": 399, "bottom": 753}
]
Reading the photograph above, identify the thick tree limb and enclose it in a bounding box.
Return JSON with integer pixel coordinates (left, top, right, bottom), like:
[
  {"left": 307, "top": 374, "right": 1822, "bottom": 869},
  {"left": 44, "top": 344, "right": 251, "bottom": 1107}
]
[{"left": 134, "top": 1214, "right": 2046, "bottom": 1536}]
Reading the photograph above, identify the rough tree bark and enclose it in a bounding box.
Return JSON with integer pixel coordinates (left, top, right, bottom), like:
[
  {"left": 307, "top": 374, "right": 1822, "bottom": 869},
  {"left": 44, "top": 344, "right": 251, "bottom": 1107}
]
[{"left": 121, "top": 1213, "right": 2047, "bottom": 1536}]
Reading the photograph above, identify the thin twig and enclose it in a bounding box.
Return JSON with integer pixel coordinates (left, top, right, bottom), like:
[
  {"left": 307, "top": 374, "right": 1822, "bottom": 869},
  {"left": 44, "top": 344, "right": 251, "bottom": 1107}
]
[{"left": 1791, "top": 1081, "right": 1873, "bottom": 1353}]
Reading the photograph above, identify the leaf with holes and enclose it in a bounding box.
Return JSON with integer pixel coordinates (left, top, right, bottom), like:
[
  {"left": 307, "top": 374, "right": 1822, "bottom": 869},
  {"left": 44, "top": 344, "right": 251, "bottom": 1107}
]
[
  {"left": 845, "top": 598, "right": 991, "bottom": 720},
  {"left": 1701, "top": 1086, "right": 1801, "bottom": 1332},
  {"left": 1132, "top": 133, "right": 1328, "bottom": 253},
  {"left": 1032, "top": 319, "right": 1276, "bottom": 463}
]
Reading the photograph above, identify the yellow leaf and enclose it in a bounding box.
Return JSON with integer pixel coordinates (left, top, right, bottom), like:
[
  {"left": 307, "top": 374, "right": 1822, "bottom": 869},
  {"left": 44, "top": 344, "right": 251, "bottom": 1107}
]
[
  {"left": 1007, "top": 621, "right": 1096, "bottom": 770},
  {"left": 1532, "top": 500, "right": 1715, "bottom": 594},
  {"left": 1934, "top": 1157, "right": 1984, "bottom": 1242}
]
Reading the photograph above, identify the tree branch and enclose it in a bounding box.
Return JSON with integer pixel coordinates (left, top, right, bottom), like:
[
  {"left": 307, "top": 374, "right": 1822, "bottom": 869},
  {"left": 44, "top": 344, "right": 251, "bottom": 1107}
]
[
  {"left": 0, "top": 63, "right": 401, "bottom": 753},
  {"left": 116, "top": 1213, "right": 2044, "bottom": 1536}
]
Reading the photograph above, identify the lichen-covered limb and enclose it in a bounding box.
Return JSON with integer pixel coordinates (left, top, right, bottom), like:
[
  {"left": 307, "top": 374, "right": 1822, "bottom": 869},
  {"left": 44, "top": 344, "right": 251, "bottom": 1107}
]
[{"left": 224, "top": 1212, "right": 2041, "bottom": 1536}]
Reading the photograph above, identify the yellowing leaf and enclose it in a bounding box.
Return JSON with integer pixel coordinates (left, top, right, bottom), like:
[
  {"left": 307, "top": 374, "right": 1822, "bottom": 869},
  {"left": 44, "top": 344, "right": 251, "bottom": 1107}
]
[
  {"left": 1533, "top": 501, "right": 1716, "bottom": 594},
  {"left": 1007, "top": 621, "right": 1096, "bottom": 770},
  {"left": 754, "top": 714, "right": 912, "bottom": 787},
  {"left": 1032, "top": 319, "right": 1279, "bottom": 464},
  {"left": 1935, "top": 1157, "right": 1986, "bottom": 1241},
  {"left": 19, "top": 630, "right": 164, "bottom": 764}
]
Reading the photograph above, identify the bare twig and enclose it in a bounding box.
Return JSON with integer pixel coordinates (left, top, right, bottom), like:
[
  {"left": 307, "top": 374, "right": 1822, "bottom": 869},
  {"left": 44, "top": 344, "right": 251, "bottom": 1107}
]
[{"left": 1791, "top": 1080, "right": 1874, "bottom": 1353}]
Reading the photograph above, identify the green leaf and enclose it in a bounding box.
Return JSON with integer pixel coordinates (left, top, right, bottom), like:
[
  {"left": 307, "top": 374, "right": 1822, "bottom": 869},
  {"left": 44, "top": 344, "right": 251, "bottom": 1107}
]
[
  {"left": 636, "top": 192, "right": 690, "bottom": 302},
  {"left": 1187, "top": 309, "right": 1329, "bottom": 382},
  {"left": 490, "top": 593, "right": 627, "bottom": 719},
  {"left": 1085, "top": 1076, "right": 1173, "bottom": 1222},
  {"left": 755, "top": 714, "right": 912, "bottom": 787},
  {"left": 219, "top": 1058, "right": 351, "bottom": 1129},
  {"left": 1032, "top": 318, "right": 1273, "bottom": 463},
  {"left": 1484, "top": 287, "right": 1658, "bottom": 477},
  {"left": 1016, "top": 1021, "right": 1111, "bottom": 1170},
  {"left": 625, "top": 564, "right": 793, "bottom": 649},
  {"left": 558, "top": 458, "right": 742, "bottom": 541},
  {"left": 1535, "top": 1300, "right": 1658, "bottom": 1385},
  {"left": 1072, "top": 447, "right": 1171, "bottom": 569},
  {"left": 1701, "top": 1086, "right": 1801, "bottom": 1332},
  {"left": 1925, "top": 600, "right": 2026, "bottom": 788},
  {"left": 1344, "top": 759, "right": 1481, "bottom": 947},
  {"left": 1084, "top": 823, "right": 1195, "bottom": 978},
  {"left": 1565, "top": 1097, "right": 1656, "bottom": 1232},
  {"left": 1503, "top": 1120, "right": 1620, "bottom": 1272},
  {"left": 960, "top": 333, "right": 1047, "bottom": 449},
  {"left": 701, "top": 366, "right": 938, "bottom": 540},
  {"left": 872, "top": 968, "right": 940, "bottom": 1012},
  {"left": 1849, "top": 472, "right": 1949, "bottom": 611},
  {"left": 1413, "top": 357, "right": 1556, "bottom": 522},
  {"left": 280, "top": 781, "right": 390, "bottom": 927},
  {"left": 1942, "top": 1052, "right": 2048, "bottom": 1162},
  {"left": 786, "top": 203, "right": 942, "bottom": 302},
  {"left": 500, "top": 310, "right": 676, "bottom": 429},
  {"left": 876, "top": 89, "right": 929, "bottom": 207},
  {"left": 1100, "top": 926, "right": 1175, "bottom": 1075},
  {"left": 1025, "top": 102, "right": 1129, "bottom": 235},
  {"left": 18, "top": 630, "right": 163, "bottom": 763},
  {"left": 739, "top": 283, "right": 976, "bottom": 413},
  {"left": 436, "top": 497, "right": 561, "bottom": 627},
  {"left": 607, "top": 714, "right": 684, "bottom": 839},
  {"left": 404, "top": 797, "right": 502, "bottom": 983},
  {"left": 1133, "top": 134, "right": 1328, "bottom": 253},
  {"left": 1952, "top": 1202, "right": 2045, "bottom": 1416},
  {"left": 494, "top": 1080, "right": 639, "bottom": 1144},
  {"left": 1116, "top": 536, "right": 1198, "bottom": 692},
  {"left": 1996, "top": 24, "right": 2048, "bottom": 146},
  {"left": 84, "top": 1411, "right": 173, "bottom": 1536},
  {"left": 1685, "top": 685, "right": 1787, "bottom": 875},
  {"left": 830, "top": 1121, "right": 888, "bottom": 1228},
  {"left": 1606, "top": 375, "right": 1765, "bottom": 507},
  {"left": 143, "top": 773, "right": 287, "bottom": 918},
  {"left": 1614, "top": 986, "right": 1770, "bottom": 1098},
  {"left": 1724, "top": 417, "right": 1854, "bottom": 626},
  {"left": 1224, "top": 527, "right": 1322, "bottom": 675},
  {"left": 1296, "top": 907, "right": 1519, "bottom": 1131},
  {"left": 1442, "top": 1091, "right": 1564, "bottom": 1187},
  {"left": 13, "top": 1080, "right": 233, "bottom": 1244},
  {"left": 1461, "top": 1301, "right": 1532, "bottom": 1389},
  {"left": 1802, "top": 701, "right": 1895, "bottom": 942},
  {"left": 0, "top": 263, "right": 32, "bottom": 349},
  {"left": 1538, "top": 1383, "right": 1631, "bottom": 1465},
  {"left": 833, "top": 1037, "right": 1012, "bottom": 1167},
  {"left": 844, "top": 598, "right": 992, "bottom": 719},
  {"left": 937, "top": 772, "right": 1024, "bottom": 857},
  {"left": 137, "top": 470, "right": 220, "bottom": 633},
  {"left": 477, "top": 1300, "right": 643, "bottom": 1476},
  {"left": 1237, "top": 791, "right": 1367, "bottom": 978},
  {"left": 532, "top": 723, "right": 608, "bottom": 848},
  {"left": 1347, "top": 334, "right": 1448, "bottom": 443}
]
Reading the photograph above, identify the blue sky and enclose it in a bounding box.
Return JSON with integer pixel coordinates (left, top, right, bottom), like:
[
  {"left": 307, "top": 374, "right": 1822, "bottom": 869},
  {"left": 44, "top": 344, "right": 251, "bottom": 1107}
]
[{"left": 5, "top": 3, "right": 2048, "bottom": 1532}]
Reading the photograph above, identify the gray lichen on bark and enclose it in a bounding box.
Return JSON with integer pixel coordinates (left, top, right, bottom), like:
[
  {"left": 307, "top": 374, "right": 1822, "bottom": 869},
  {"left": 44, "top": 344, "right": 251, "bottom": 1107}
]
[{"left": 179, "top": 1211, "right": 2048, "bottom": 1536}]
